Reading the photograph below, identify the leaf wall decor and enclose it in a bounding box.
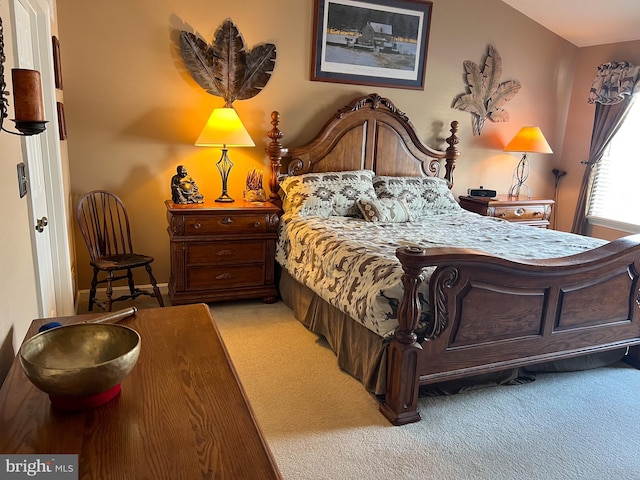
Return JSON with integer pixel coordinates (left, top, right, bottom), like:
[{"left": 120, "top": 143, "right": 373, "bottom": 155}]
[
  {"left": 180, "top": 19, "right": 276, "bottom": 106},
  {"left": 452, "top": 45, "right": 520, "bottom": 135}
]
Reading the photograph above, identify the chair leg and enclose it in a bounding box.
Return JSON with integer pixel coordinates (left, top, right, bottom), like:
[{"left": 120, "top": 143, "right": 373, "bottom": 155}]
[
  {"left": 89, "top": 267, "right": 100, "bottom": 312},
  {"left": 105, "top": 271, "right": 115, "bottom": 312},
  {"left": 145, "top": 264, "right": 164, "bottom": 307},
  {"left": 126, "top": 269, "right": 135, "bottom": 296}
]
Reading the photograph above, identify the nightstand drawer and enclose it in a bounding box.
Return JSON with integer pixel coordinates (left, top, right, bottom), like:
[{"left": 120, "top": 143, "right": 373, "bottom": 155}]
[
  {"left": 187, "top": 264, "right": 266, "bottom": 291},
  {"left": 184, "top": 214, "right": 270, "bottom": 235},
  {"left": 492, "top": 205, "right": 548, "bottom": 221},
  {"left": 186, "top": 241, "right": 266, "bottom": 265}
]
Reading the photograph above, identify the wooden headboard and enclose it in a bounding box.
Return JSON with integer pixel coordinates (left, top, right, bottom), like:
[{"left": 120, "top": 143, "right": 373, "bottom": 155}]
[{"left": 265, "top": 93, "right": 460, "bottom": 204}]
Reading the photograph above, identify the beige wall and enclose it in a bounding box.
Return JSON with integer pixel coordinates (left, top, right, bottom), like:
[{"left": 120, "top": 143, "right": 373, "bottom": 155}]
[{"left": 56, "top": 0, "right": 580, "bottom": 290}]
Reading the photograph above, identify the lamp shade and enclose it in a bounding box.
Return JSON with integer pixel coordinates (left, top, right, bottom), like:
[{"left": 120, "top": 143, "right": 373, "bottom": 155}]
[
  {"left": 195, "top": 108, "right": 255, "bottom": 147},
  {"left": 503, "top": 126, "right": 553, "bottom": 154}
]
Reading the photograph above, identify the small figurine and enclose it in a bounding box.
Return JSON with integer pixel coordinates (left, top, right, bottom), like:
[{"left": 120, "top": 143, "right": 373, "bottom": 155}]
[
  {"left": 244, "top": 168, "right": 267, "bottom": 203},
  {"left": 171, "top": 165, "right": 204, "bottom": 204}
]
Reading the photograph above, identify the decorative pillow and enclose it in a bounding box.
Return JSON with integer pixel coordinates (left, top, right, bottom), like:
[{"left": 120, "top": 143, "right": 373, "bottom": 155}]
[
  {"left": 280, "top": 170, "right": 377, "bottom": 217},
  {"left": 372, "top": 175, "right": 462, "bottom": 216},
  {"left": 357, "top": 198, "right": 412, "bottom": 223}
]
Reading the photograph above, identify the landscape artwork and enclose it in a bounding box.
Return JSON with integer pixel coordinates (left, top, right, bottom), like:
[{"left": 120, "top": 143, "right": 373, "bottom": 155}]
[{"left": 311, "top": 0, "right": 432, "bottom": 89}]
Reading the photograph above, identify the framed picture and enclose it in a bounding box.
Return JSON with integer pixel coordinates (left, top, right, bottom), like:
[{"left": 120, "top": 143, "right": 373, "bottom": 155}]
[
  {"left": 311, "top": 0, "right": 432, "bottom": 90},
  {"left": 57, "top": 102, "right": 67, "bottom": 140},
  {"left": 52, "top": 36, "right": 63, "bottom": 89}
]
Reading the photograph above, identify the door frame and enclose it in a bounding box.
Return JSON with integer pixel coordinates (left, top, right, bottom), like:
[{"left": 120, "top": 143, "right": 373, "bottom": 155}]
[{"left": 10, "top": 0, "right": 74, "bottom": 316}]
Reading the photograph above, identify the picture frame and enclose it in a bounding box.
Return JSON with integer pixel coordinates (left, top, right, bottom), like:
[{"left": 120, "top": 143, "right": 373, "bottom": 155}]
[
  {"left": 52, "top": 36, "right": 63, "bottom": 90},
  {"left": 311, "top": 0, "right": 433, "bottom": 90},
  {"left": 57, "top": 102, "right": 67, "bottom": 140}
]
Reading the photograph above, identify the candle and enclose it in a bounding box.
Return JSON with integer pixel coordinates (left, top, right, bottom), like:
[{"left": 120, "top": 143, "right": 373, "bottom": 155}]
[{"left": 11, "top": 69, "right": 45, "bottom": 122}]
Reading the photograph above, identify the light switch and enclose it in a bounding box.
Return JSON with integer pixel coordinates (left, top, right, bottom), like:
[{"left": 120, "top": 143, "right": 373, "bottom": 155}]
[{"left": 17, "top": 162, "right": 28, "bottom": 198}]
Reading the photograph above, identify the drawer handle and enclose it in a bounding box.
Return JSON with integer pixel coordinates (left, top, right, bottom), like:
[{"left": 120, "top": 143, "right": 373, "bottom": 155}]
[
  {"left": 216, "top": 272, "right": 238, "bottom": 280},
  {"left": 194, "top": 222, "right": 202, "bottom": 229},
  {"left": 253, "top": 221, "right": 261, "bottom": 228},
  {"left": 221, "top": 217, "right": 233, "bottom": 225},
  {"left": 499, "top": 213, "right": 506, "bottom": 218},
  {"left": 514, "top": 208, "right": 525, "bottom": 216},
  {"left": 533, "top": 211, "right": 541, "bottom": 216}
]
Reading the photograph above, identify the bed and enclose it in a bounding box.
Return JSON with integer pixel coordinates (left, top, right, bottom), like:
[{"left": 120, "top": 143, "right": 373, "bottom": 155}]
[{"left": 265, "top": 93, "right": 640, "bottom": 425}]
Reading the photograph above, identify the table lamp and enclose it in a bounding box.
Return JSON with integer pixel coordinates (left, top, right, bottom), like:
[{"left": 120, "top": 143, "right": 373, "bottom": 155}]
[
  {"left": 195, "top": 107, "right": 255, "bottom": 203},
  {"left": 503, "top": 126, "right": 553, "bottom": 198}
]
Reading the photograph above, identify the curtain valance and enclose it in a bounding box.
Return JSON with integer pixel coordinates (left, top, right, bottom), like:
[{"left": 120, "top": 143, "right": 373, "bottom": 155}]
[{"left": 588, "top": 61, "right": 640, "bottom": 105}]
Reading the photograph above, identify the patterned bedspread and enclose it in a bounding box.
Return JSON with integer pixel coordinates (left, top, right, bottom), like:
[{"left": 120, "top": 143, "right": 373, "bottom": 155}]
[{"left": 276, "top": 211, "right": 607, "bottom": 338}]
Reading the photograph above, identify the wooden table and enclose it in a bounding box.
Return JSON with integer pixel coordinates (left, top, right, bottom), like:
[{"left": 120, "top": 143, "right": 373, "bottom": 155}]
[{"left": 0, "top": 304, "right": 282, "bottom": 480}]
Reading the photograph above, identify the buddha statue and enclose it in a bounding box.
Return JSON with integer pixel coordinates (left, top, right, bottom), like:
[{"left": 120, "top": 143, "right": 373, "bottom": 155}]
[{"left": 171, "top": 165, "right": 204, "bottom": 204}]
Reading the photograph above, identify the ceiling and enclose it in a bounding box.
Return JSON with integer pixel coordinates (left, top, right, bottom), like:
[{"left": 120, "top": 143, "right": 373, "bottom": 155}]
[{"left": 501, "top": 0, "right": 640, "bottom": 47}]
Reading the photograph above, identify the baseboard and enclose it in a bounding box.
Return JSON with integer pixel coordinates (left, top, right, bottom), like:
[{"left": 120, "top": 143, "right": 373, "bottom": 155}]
[{"left": 76, "top": 283, "right": 169, "bottom": 307}]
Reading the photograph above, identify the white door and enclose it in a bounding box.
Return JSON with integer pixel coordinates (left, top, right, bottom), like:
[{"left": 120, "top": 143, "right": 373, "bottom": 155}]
[{"left": 13, "top": 0, "right": 57, "bottom": 317}]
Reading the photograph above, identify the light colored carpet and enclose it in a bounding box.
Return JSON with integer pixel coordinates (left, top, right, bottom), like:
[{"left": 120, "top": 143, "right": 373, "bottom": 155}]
[{"left": 210, "top": 300, "right": 640, "bottom": 480}]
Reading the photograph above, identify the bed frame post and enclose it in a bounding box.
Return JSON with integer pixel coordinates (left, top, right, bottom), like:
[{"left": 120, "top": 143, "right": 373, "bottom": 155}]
[
  {"left": 266, "top": 111, "right": 288, "bottom": 205},
  {"left": 379, "top": 247, "right": 425, "bottom": 425},
  {"left": 443, "top": 120, "right": 460, "bottom": 187}
]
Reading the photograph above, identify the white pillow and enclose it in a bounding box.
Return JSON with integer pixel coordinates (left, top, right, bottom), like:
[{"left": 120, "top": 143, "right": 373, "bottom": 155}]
[
  {"left": 372, "top": 176, "right": 461, "bottom": 216},
  {"left": 280, "top": 170, "right": 377, "bottom": 217}
]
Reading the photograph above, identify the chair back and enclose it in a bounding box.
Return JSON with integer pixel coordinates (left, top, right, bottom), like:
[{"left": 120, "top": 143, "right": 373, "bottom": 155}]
[{"left": 76, "top": 190, "right": 135, "bottom": 262}]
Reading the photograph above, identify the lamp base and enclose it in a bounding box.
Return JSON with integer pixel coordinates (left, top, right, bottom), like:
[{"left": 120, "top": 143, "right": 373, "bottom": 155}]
[
  {"left": 215, "top": 148, "right": 235, "bottom": 203},
  {"left": 215, "top": 194, "right": 234, "bottom": 203},
  {"left": 508, "top": 184, "right": 531, "bottom": 199},
  {"left": 508, "top": 153, "right": 531, "bottom": 199}
]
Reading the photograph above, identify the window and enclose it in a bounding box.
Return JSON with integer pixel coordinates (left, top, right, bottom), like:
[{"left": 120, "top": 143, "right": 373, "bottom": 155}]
[{"left": 587, "top": 96, "right": 640, "bottom": 233}]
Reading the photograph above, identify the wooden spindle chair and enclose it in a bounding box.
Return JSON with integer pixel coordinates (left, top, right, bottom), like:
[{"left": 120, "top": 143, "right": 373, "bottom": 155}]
[{"left": 76, "top": 190, "right": 164, "bottom": 311}]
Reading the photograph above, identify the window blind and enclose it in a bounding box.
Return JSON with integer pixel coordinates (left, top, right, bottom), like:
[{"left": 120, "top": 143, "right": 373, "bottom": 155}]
[{"left": 587, "top": 97, "right": 640, "bottom": 229}]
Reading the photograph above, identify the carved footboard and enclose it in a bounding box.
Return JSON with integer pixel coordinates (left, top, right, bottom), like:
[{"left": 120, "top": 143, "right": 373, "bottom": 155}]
[{"left": 380, "top": 234, "right": 640, "bottom": 425}]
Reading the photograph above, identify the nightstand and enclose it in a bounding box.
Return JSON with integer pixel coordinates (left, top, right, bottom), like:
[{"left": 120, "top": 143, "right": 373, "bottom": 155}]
[
  {"left": 165, "top": 200, "right": 280, "bottom": 304},
  {"left": 458, "top": 195, "right": 554, "bottom": 228}
]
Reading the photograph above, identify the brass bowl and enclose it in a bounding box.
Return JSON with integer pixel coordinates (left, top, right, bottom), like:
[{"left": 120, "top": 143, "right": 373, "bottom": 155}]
[{"left": 19, "top": 323, "right": 141, "bottom": 398}]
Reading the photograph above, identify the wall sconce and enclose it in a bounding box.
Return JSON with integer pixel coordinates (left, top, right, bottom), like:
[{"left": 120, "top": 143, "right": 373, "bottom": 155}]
[
  {"left": 503, "top": 126, "right": 552, "bottom": 198},
  {"left": 0, "top": 16, "right": 47, "bottom": 136},
  {"left": 195, "top": 107, "right": 254, "bottom": 203}
]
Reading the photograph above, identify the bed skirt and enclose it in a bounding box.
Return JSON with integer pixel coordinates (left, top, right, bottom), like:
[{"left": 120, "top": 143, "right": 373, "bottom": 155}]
[
  {"left": 278, "top": 268, "right": 626, "bottom": 397},
  {"left": 279, "top": 268, "right": 389, "bottom": 395}
]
